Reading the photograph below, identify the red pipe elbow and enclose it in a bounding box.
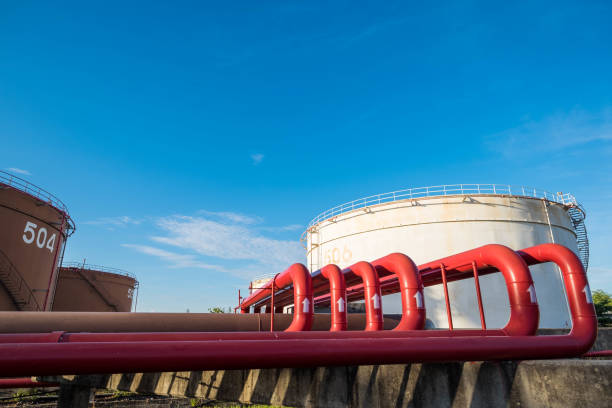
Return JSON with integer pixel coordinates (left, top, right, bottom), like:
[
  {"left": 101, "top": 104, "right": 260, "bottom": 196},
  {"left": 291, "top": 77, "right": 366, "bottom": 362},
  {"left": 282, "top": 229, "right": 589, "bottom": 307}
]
[
  {"left": 275, "top": 264, "right": 313, "bottom": 332},
  {"left": 419, "top": 244, "right": 539, "bottom": 335},
  {"left": 238, "top": 263, "right": 313, "bottom": 331},
  {"left": 347, "top": 261, "right": 383, "bottom": 331},
  {"left": 518, "top": 243, "right": 597, "bottom": 354},
  {"left": 476, "top": 245, "right": 539, "bottom": 336},
  {"left": 320, "top": 264, "right": 347, "bottom": 331},
  {"left": 372, "top": 253, "right": 425, "bottom": 331}
]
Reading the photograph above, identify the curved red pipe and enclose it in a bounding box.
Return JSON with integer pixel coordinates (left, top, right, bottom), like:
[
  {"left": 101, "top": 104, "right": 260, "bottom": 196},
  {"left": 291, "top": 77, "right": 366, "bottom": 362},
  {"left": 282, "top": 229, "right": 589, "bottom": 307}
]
[
  {"left": 371, "top": 253, "right": 425, "bottom": 331},
  {"left": 0, "top": 244, "right": 597, "bottom": 376},
  {"left": 418, "top": 244, "right": 539, "bottom": 335},
  {"left": 320, "top": 265, "right": 347, "bottom": 331},
  {"left": 517, "top": 243, "right": 597, "bottom": 354},
  {"left": 240, "top": 264, "right": 313, "bottom": 332},
  {"left": 347, "top": 261, "right": 383, "bottom": 331}
]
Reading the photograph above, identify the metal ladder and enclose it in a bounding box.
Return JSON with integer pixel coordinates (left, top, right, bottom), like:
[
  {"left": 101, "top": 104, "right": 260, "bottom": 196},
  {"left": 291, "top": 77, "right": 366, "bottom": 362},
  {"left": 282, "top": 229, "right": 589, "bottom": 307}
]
[
  {"left": 567, "top": 204, "right": 589, "bottom": 271},
  {"left": 0, "top": 249, "right": 42, "bottom": 311}
]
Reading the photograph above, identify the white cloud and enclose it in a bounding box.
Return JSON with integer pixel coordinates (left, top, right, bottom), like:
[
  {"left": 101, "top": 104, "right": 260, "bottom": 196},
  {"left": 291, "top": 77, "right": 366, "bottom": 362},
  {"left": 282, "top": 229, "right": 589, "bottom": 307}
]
[
  {"left": 121, "top": 210, "right": 305, "bottom": 280},
  {"left": 121, "top": 244, "right": 222, "bottom": 270},
  {"left": 260, "top": 224, "right": 304, "bottom": 232},
  {"left": 5, "top": 167, "right": 31, "bottom": 176},
  {"left": 197, "top": 210, "right": 262, "bottom": 225},
  {"left": 251, "top": 153, "right": 264, "bottom": 165},
  {"left": 84, "top": 216, "right": 142, "bottom": 228},
  {"left": 151, "top": 215, "right": 304, "bottom": 267},
  {"left": 487, "top": 108, "right": 612, "bottom": 155}
]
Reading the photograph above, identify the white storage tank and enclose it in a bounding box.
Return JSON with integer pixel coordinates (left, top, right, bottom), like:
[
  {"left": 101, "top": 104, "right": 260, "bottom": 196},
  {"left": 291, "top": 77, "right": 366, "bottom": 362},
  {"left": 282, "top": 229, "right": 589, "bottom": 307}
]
[{"left": 304, "top": 185, "right": 588, "bottom": 329}]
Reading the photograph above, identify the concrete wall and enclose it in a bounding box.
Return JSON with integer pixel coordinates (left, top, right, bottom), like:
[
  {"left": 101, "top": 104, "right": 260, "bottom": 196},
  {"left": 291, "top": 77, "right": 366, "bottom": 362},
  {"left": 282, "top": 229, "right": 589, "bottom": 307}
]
[
  {"left": 307, "top": 195, "right": 580, "bottom": 329},
  {"left": 48, "top": 360, "right": 611, "bottom": 408}
]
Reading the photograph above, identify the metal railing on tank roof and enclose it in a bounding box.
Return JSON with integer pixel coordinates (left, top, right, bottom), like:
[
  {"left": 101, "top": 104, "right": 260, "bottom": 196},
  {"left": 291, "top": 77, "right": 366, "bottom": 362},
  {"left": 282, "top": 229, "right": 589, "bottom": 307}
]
[
  {"left": 61, "top": 262, "right": 137, "bottom": 281},
  {"left": 0, "top": 170, "right": 75, "bottom": 234},
  {"left": 307, "top": 184, "right": 581, "bottom": 228}
]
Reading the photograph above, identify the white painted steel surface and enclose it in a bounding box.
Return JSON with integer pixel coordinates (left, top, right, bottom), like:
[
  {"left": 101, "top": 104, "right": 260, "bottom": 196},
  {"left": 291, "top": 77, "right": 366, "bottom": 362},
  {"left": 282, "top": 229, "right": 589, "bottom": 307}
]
[{"left": 306, "top": 193, "right": 582, "bottom": 329}]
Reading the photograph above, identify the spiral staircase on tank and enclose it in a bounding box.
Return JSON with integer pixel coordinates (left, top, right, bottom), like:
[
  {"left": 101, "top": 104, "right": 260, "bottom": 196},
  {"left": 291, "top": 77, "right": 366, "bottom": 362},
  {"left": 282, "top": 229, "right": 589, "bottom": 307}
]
[
  {"left": 0, "top": 249, "right": 42, "bottom": 311},
  {"left": 567, "top": 203, "right": 589, "bottom": 271}
]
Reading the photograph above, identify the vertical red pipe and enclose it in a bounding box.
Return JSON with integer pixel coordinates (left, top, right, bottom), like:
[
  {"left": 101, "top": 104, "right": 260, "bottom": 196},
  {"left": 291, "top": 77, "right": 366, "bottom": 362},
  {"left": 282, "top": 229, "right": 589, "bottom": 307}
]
[
  {"left": 440, "top": 264, "right": 453, "bottom": 330},
  {"left": 320, "top": 264, "right": 347, "bottom": 331},
  {"left": 270, "top": 274, "right": 279, "bottom": 331},
  {"left": 349, "top": 262, "right": 383, "bottom": 331},
  {"left": 471, "top": 261, "right": 487, "bottom": 330},
  {"left": 371, "top": 253, "right": 425, "bottom": 331}
]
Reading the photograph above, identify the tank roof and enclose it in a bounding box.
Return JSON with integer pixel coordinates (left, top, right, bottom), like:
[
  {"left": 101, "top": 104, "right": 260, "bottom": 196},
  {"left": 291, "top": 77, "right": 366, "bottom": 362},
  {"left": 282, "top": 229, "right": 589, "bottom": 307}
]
[
  {"left": 0, "top": 170, "right": 75, "bottom": 234},
  {"left": 307, "top": 184, "right": 583, "bottom": 229},
  {"left": 61, "top": 262, "right": 137, "bottom": 281}
]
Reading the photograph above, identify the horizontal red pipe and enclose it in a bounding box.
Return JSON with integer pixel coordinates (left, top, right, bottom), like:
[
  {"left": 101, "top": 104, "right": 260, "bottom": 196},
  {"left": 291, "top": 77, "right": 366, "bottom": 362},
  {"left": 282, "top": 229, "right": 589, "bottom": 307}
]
[
  {"left": 0, "top": 329, "right": 508, "bottom": 344},
  {"left": 0, "top": 334, "right": 593, "bottom": 377},
  {"left": 0, "top": 378, "right": 58, "bottom": 389},
  {"left": 582, "top": 350, "right": 612, "bottom": 357}
]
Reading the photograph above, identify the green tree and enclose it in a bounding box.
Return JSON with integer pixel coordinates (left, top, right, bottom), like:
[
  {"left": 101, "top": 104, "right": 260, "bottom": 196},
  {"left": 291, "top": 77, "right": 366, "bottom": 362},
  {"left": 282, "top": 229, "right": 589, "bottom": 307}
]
[
  {"left": 208, "top": 307, "right": 232, "bottom": 313},
  {"left": 593, "top": 289, "right": 612, "bottom": 327}
]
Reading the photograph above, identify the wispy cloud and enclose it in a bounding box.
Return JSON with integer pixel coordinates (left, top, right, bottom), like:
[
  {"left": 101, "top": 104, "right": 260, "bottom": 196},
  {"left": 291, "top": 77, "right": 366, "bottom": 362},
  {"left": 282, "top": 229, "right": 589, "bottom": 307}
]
[
  {"left": 121, "top": 244, "right": 222, "bottom": 270},
  {"left": 486, "top": 108, "right": 612, "bottom": 156},
  {"left": 250, "top": 153, "right": 264, "bottom": 165},
  {"left": 260, "top": 224, "right": 303, "bottom": 232},
  {"left": 84, "top": 216, "right": 142, "bottom": 229},
  {"left": 151, "top": 215, "right": 303, "bottom": 266},
  {"left": 5, "top": 167, "right": 31, "bottom": 176},
  {"left": 121, "top": 210, "right": 305, "bottom": 280},
  {"left": 196, "top": 210, "right": 262, "bottom": 225}
]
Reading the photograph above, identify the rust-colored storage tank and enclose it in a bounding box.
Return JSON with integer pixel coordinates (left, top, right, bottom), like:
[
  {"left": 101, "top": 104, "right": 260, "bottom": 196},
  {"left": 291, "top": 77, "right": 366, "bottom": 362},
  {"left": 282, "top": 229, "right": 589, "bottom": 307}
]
[
  {"left": 52, "top": 263, "right": 138, "bottom": 312},
  {"left": 0, "top": 171, "right": 74, "bottom": 311}
]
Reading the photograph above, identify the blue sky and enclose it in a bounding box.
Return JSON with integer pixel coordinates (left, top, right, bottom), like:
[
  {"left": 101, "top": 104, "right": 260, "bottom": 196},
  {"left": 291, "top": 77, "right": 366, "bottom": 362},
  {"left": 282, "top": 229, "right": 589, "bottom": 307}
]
[{"left": 1, "top": 1, "right": 610, "bottom": 312}]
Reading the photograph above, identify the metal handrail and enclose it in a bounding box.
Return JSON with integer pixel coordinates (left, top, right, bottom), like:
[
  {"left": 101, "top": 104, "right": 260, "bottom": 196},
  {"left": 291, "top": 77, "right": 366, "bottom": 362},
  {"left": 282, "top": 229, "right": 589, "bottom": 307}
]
[
  {"left": 61, "top": 262, "right": 137, "bottom": 281},
  {"left": 0, "top": 170, "right": 76, "bottom": 234},
  {"left": 306, "top": 184, "right": 582, "bottom": 229}
]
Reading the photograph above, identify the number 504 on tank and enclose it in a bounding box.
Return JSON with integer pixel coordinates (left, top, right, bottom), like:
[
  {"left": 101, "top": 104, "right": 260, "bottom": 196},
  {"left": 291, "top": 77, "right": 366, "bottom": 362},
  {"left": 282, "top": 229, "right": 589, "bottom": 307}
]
[{"left": 22, "top": 221, "right": 57, "bottom": 252}]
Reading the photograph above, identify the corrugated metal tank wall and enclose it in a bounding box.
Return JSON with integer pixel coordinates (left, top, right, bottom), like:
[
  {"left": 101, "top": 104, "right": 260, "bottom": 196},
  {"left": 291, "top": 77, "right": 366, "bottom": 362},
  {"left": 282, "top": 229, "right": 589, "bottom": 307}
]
[{"left": 307, "top": 194, "right": 581, "bottom": 329}]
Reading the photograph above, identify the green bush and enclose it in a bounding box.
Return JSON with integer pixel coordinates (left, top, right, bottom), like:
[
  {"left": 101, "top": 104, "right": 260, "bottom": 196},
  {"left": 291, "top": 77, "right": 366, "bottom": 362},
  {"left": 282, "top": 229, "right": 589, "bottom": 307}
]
[{"left": 593, "top": 289, "right": 612, "bottom": 327}]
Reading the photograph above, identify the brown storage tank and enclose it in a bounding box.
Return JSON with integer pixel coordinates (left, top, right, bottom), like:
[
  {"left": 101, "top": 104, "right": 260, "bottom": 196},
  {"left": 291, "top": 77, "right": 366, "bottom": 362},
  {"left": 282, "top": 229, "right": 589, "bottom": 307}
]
[
  {"left": 0, "top": 171, "right": 74, "bottom": 311},
  {"left": 52, "top": 263, "right": 138, "bottom": 312}
]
